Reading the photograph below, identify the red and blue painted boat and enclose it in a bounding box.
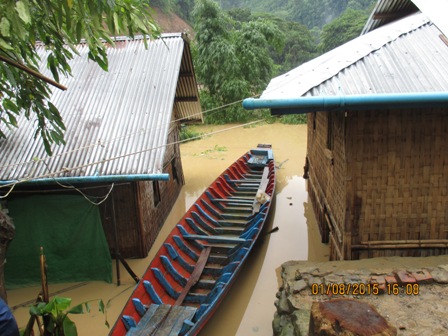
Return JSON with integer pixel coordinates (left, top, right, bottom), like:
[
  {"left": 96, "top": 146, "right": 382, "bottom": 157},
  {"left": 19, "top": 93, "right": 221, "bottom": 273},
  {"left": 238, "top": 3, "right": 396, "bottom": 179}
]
[{"left": 109, "top": 144, "right": 275, "bottom": 336}]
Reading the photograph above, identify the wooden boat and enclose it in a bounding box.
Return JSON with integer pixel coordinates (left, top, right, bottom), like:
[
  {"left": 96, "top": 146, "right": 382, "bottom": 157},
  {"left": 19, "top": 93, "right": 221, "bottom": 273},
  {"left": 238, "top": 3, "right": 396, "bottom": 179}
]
[{"left": 109, "top": 144, "right": 275, "bottom": 336}]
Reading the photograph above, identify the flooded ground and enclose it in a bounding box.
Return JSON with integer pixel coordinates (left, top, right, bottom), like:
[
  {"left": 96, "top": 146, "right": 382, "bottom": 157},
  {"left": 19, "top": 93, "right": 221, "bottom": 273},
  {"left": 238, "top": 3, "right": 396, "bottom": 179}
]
[{"left": 8, "top": 122, "right": 329, "bottom": 335}]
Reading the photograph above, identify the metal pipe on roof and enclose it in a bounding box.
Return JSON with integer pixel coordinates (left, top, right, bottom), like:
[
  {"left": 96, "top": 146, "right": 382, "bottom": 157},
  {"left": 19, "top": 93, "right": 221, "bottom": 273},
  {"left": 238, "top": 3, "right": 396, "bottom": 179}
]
[
  {"left": 0, "top": 173, "right": 170, "bottom": 186},
  {"left": 242, "top": 92, "right": 448, "bottom": 114}
]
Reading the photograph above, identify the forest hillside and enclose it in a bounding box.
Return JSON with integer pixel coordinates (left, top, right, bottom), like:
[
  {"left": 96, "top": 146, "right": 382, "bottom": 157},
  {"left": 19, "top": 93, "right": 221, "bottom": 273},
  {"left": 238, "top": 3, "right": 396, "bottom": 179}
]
[
  {"left": 150, "top": 0, "right": 378, "bottom": 124},
  {"left": 219, "top": 0, "right": 376, "bottom": 29}
]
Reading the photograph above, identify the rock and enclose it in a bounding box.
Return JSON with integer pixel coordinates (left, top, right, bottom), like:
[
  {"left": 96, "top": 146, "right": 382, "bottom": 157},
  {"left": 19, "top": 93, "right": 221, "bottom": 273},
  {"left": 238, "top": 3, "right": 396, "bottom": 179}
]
[
  {"left": 291, "top": 279, "right": 308, "bottom": 294},
  {"left": 283, "top": 263, "right": 302, "bottom": 282},
  {"left": 287, "top": 294, "right": 303, "bottom": 310},
  {"left": 277, "top": 290, "right": 294, "bottom": 315},
  {"left": 303, "top": 275, "right": 322, "bottom": 287},
  {"left": 323, "top": 273, "right": 344, "bottom": 285},
  {"left": 291, "top": 309, "right": 310, "bottom": 336},
  {"left": 431, "top": 266, "right": 448, "bottom": 284},
  {"left": 309, "top": 299, "right": 397, "bottom": 336},
  {"left": 298, "top": 266, "right": 319, "bottom": 275},
  {"left": 272, "top": 311, "right": 282, "bottom": 335},
  {"left": 273, "top": 312, "right": 296, "bottom": 336}
]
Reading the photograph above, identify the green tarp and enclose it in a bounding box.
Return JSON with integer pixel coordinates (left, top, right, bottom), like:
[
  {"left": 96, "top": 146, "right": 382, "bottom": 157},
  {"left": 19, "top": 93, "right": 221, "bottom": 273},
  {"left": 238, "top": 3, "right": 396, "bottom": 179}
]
[{"left": 5, "top": 194, "right": 112, "bottom": 288}]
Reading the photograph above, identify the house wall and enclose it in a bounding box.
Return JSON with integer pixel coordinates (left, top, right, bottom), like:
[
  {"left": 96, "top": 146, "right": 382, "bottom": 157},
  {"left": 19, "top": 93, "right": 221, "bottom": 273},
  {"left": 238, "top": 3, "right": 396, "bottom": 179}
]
[
  {"left": 97, "top": 182, "right": 140, "bottom": 258},
  {"left": 136, "top": 122, "right": 184, "bottom": 257},
  {"left": 94, "top": 122, "right": 185, "bottom": 258},
  {"left": 306, "top": 111, "right": 348, "bottom": 260},
  {"left": 347, "top": 109, "right": 448, "bottom": 259}
]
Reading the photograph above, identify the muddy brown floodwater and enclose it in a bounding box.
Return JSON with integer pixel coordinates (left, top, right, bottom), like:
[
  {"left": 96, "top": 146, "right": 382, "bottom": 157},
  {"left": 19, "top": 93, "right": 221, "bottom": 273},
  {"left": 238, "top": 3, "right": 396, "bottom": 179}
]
[{"left": 8, "top": 122, "right": 329, "bottom": 335}]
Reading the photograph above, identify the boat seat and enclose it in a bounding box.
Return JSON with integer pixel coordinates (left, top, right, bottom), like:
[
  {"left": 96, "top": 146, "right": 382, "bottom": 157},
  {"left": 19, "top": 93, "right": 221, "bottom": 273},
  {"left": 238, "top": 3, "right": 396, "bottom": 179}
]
[
  {"left": 124, "top": 303, "right": 197, "bottom": 336},
  {"left": 184, "top": 234, "right": 247, "bottom": 244}
]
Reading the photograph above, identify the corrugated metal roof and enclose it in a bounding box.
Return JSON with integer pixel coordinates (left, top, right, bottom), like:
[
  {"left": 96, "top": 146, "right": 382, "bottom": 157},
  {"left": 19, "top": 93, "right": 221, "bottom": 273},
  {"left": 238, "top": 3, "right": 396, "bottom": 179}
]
[
  {"left": 261, "top": 13, "right": 448, "bottom": 100},
  {"left": 0, "top": 33, "right": 202, "bottom": 182},
  {"left": 362, "top": 0, "right": 418, "bottom": 34},
  {"left": 363, "top": 0, "right": 448, "bottom": 37}
]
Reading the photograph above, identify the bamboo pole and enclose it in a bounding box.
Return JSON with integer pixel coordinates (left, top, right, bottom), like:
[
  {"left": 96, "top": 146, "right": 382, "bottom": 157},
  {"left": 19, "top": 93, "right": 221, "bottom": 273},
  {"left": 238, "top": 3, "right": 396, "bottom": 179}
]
[
  {"left": 0, "top": 54, "right": 67, "bottom": 91},
  {"left": 330, "top": 233, "right": 344, "bottom": 260},
  {"left": 360, "top": 239, "right": 448, "bottom": 245},
  {"left": 352, "top": 243, "right": 448, "bottom": 250},
  {"left": 40, "top": 247, "right": 49, "bottom": 303}
]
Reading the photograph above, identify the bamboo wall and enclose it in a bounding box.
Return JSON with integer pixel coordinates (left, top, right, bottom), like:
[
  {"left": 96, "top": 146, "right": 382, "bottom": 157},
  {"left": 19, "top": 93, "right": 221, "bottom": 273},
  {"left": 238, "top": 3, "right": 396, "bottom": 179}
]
[
  {"left": 307, "top": 108, "right": 448, "bottom": 260},
  {"left": 306, "top": 111, "right": 348, "bottom": 260},
  {"left": 347, "top": 109, "right": 448, "bottom": 259}
]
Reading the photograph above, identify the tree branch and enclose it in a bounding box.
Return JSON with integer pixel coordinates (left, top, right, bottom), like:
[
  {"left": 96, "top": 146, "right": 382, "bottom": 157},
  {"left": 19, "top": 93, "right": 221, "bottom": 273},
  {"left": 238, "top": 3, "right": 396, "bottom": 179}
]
[{"left": 0, "top": 54, "right": 67, "bottom": 91}]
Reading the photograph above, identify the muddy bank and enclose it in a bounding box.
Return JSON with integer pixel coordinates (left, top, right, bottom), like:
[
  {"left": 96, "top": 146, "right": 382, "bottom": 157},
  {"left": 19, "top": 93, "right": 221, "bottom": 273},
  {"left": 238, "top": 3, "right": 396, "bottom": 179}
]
[{"left": 274, "top": 255, "right": 448, "bottom": 336}]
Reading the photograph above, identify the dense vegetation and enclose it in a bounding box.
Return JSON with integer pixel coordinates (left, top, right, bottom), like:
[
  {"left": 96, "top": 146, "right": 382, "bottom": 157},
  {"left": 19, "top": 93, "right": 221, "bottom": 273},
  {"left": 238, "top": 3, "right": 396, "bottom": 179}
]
[{"left": 182, "top": 0, "right": 375, "bottom": 124}]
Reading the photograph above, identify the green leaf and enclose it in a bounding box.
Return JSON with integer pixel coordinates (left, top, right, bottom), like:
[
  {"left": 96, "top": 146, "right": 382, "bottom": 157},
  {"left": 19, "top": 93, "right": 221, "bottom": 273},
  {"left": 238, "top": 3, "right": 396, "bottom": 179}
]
[
  {"left": 7, "top": 112, "right": 18, "bottom": 127},
  {"left": 16, "top": 0, "right": 31, "bottom": 25},
  {"left": 42, "top": 135, "right": 53, "bottom": 156},
  {"left": 53, "top": 297, "right": 72, "bottom": 311},
  {"left": 29, "top": 306, "right": 42, "bottom": 316},
  {"left": 0, "top": 18, "right": 11, "bottom": 37},
  {"left": 112, "top": 13, "right": 120, "bottom": 34},
  {"left": 3, "top": 99, "right": 19, "bottom": 114},
  {"left": 62, "top": 316, "right": 78, "bottom": 336},
  {"left": 98, "top": 300, "right": 105, "bottom": 313},
  {"left": 68, "top": 303, "right": 85, "bottom": 315},
  {"left": 0, "top": 38, "right": 13, "bottom": 50},
  {"left": 3, "top": 66, "right": 18, "bottom": 87},
  {"left": 75, "top": 21, "right": 83, "bottom": 41}
]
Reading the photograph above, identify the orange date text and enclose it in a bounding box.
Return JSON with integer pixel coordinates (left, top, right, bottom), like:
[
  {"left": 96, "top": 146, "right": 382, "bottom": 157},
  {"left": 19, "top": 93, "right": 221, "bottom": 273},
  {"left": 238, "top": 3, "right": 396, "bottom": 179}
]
[{"left": 310, "top": 283, "right": 380, "bottom": 296}]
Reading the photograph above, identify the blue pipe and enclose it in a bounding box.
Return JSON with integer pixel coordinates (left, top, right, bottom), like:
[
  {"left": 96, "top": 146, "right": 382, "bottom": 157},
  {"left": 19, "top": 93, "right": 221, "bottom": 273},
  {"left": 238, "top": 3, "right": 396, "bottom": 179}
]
[
  {"left": 243, "top": 92, "right": 448, "bottom": 114},
  {"left": 0, "top": 173, "right": 170, "bottom": 186}
]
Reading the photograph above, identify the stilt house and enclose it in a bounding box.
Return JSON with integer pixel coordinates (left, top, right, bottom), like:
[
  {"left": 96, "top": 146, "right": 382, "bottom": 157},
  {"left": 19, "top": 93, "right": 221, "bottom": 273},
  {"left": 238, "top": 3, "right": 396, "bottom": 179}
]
[
  {"left": 0, "top": 33, "right": 202, "bottom": 286},
  {"left": 244, "top": 0, "right": 448, "bottom": 260}
]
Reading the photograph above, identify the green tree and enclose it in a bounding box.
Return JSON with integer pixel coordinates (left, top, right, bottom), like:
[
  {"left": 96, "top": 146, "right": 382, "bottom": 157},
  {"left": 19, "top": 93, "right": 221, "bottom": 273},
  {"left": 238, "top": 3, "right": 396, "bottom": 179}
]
[
  {"left": 175, "top": 0, "right": 196, "bottom": 21},
  {"left": 193, "top": 0, "right": 283, "bottom": 123},
  {"left": 318, "top": 8, "right": 369, "bottom": 53},
  {"left": 258, "top": 14, "right": 317, "bottom": 74},
  {"left": 0, "top": 0, "right": 160, "bottom": 155},
  {"left": 151, "top": 0, "right": 176, "bottom": 13}
]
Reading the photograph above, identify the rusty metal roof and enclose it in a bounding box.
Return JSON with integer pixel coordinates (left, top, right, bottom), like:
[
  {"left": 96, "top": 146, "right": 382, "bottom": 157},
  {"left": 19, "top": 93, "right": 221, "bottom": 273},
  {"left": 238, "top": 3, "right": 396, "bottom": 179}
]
[
  {"left": 0, "top": 33, "right": 202, "bottom": 183},
  {"left": 261, "top": 12, "right": 448, "bottom": 100}
]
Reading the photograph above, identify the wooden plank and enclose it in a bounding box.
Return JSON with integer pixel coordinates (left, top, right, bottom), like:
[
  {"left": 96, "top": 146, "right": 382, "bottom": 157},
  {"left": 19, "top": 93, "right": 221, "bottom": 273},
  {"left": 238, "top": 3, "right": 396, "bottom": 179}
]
[
  {"left": 258, "top": 166, "right": 270, "bottom": 192},
  {"left": 157, "top": 305, "right": 197, "bottom": 336},
  {"left": 127, "top": 304, "right": 197, "bottom": 336},
  {"left": 252, "top": 166, "right": 270, "bottom": 214},
  {"left": 212, "top": 198, "right": 254, "bottom": 204},
  {"left": 184, "top": 235, "right": 246, "bottom": 244},
  {"left": 126, "top": 304, "right": 160, "bottom": 335},
  {"left": 175, "top": 246, "right": 211, "bottom": 305}
]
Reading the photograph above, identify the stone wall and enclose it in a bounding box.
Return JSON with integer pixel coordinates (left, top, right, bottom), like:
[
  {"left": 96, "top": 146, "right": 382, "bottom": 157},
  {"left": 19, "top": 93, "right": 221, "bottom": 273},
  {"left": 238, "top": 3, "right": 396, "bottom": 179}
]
[{"left": 273, "top": 256, "right": 448, "bottom": 335}]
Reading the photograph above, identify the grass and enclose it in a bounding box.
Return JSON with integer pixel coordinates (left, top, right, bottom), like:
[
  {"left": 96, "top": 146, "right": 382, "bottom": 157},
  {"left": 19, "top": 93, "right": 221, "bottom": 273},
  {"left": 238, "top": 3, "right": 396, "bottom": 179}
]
[{"left": 180, "top": 126, "right": 203, "bottom": 142}]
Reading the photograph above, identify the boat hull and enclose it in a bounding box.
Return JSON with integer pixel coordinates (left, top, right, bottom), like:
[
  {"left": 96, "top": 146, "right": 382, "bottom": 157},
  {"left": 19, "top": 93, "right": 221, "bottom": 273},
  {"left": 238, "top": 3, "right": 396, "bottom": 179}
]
[{"left": 109, "top": 145, "right": 276, "bottom": 336}]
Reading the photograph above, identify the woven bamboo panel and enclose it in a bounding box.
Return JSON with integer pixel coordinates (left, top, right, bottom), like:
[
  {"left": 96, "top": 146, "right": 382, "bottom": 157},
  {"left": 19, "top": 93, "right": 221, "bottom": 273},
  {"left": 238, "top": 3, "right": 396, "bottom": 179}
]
[
  {"left": 307, "top": 111, "right": 347, "bottom": 259},
  {"left": 348, "top": 109, "right": 448, "bottom": 258},
  {"left": 307, "top": 108, "right": 448, "bottom": 260}
]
